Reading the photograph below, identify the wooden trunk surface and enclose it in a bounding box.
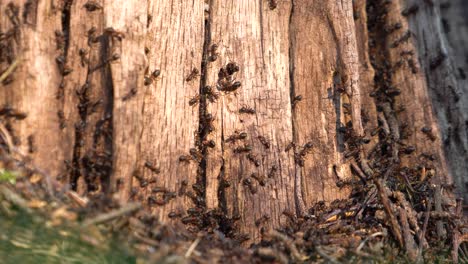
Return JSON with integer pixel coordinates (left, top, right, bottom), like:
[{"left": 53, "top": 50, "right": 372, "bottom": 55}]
[{"left": 0, "top": 0, "right": 465, "bottom": 241}]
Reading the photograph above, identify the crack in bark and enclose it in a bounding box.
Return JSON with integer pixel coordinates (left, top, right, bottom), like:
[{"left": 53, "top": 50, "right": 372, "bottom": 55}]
[
  {"left": 287, "top": 0, "right": 306, "bottom": 217},
  {"left": 61, "top": 1, "right": 73, "bottom": 58},
  {"left": 196, "top": 0, "right": 215, "bottom": 209},
  {"left": 70, "top": 8, "right": 114, "bottom": 194},
  {"left": 57, "top": 0, "right": 73, "bottom": 185}
]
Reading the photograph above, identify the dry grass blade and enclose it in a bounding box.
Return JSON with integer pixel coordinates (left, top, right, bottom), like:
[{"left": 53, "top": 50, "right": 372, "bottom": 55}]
[
  {"left": 185, "top": 237, "right": 201, "bottom": 258},
  {"left": 0, "top": 122, "right": 16, "bottom": 153},
  {"left": 0, "top": 185, "right": 31, "bottom": 213},
  {"left": 82, "top": 202, "right": 141, "bottom": 227},
  {"left": 0, "top": 58, "right": 20, "bottom": 84}
]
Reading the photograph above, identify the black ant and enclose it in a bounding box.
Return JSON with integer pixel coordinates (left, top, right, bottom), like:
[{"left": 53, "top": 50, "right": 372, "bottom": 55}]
[
  {"left": 144, "top": 69, "right": 161, "bottom": 86},
  {"left": 291, "top": 95, "right": 302, "bottom": 107},
  {"left": 122, "top": 88, "right": 137, "bottom": 101},
  {"left": 247, "top": 153, "right": 260, "bottom": 167},
  {"left": 185, "top": 68, "right": 199, "bottom": 82},
  {"left": 83, "top": 1, "right": 102, "bottom": 12},
  {"left": 144, "top": 161, "right": 161, "bottom": 174},
  {"left": 258, "top": 135, "right": 270, "bottom": 149},
  {"left": 239, "top": 105, "right": 256, "bottom": 114},
  {"left": 268, "top": 0, "right": 278, "bottom": 10}
]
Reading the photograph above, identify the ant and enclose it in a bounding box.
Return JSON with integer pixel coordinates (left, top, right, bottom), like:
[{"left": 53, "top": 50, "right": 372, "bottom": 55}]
[
  {"left": 104, "top": 27, "right": 125, "bottom": 41},
  {"left": 234, "top": 144, "right": 252, "bottom": 153},
  {"left": 78, "top": 48, "right": 89, "bottom": 66},
  {"left": 202, "top": 139, "right": 216, "bottom": 148},
  {"left": 255, "top": 214, "right": 270, "bottom": 227},
  {"left": 285, "top": 141, "right": 296, "bottom": 152},
  {"left": 239, "top": 105, "right": 256, "bottom": 114},
  {"left": 203, "top": 85, "right": 220, "bottom": 103},
  {"left": 55, "top": 30, "right": 65, "bottom": 51},
  {"left": 268, "top": 0, "right": 277, "bottom": 10},
  {"left": 144, "top": 161, "right": 161, "bottom": 174},
  {"left": 421, "top": 126, "right": 437, "bottom": 141},
  {"left": 144, "top": 69, "right": 161, "bottom": 86},
  {"left": 247, "top": 153, "right": 260, "bottom": 167},
  {"left": 217, "top": 62, "right": 242, "bottom": 93},
  {"left": 258, "top": 135, "right": 270, "bottom": 149},
  {"left": 225, "top": 131, "right": 248, "bottom": 143},
  {"left": 178, "top": 180, "right": 188, "bottom": 196},
  {"left": 243, "top": 178, "right": 258, "bottom": 194},
  {"left": 189, "top": 148, "right": 203, "bottom": 162},
  {"left": 208, "top": 43, "right": 220, "bottom": 62},
  {"left": 122, "top": 88, "right": 137, "bottom": 101},
  {"left": 268, "top": 165, "right": 278, "bottom": 178},
  {"left": 185, "top": 68, "right": 199, "bottom": 82},
  {"left": 430, "top": 52, "right": 446, "bottom": 70},
  {"left": 251, "top": 173, "right": 266, "bottom": 186},
  {"left": 391, "top": 30, "right": 412, "bottom": 48},
  {"left": 168, "top": 211, "right": 183, "bottom": 219},
  {"left": 291, "top": 95, "right": 302, "bottom": 107},
  {"left": 401, "top": 4, "right": 418, "bottom": 16},
  {"left": 133, "top": 172, "right": 148, "bottom": 188},
  {"left": 84, "top": 1, "right": 102, "bottom": 12},
  {"left": 179, "top": 155, "right": 192, "bottom": 163},
  {"left": 27, "top": 135, "right": 35, "bottom": 153},
  {"left": 189, "top": 94, "right": 200, "bottom": 106}
]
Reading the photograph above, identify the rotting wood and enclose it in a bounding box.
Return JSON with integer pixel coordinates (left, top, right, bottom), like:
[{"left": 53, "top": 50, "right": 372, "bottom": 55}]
[
  {"left": 290, "top": 0, "right": 362, "bottom": 208},
  {"left": 205, "top": 0, "right": 296, "bottom": 241},
  {"left": 0, "top": 1, "right": 72, "bottom": 181},
  {"left": 410, "top": 0, "right": 468, "bottom": 203},
  {"left": 135, "top": 0, "right": 205, "bottom": 223},
  {"left": 63, "top": 0, "right": 114, "bottom": 195},
  {"left": 105, "top": 0, "right": 148, "bottom": 204},
  {"left": 375, "top": 178, "right": 404, "bottom": 247},
  {"left": 399, "top": 207, "right": 419, "bottom": 262},
  {"left": 378, "top": 0, "right": 452, "bottom": 192},
  {"left": 0, "top": 0, "right": 464, "bottom": 248}
]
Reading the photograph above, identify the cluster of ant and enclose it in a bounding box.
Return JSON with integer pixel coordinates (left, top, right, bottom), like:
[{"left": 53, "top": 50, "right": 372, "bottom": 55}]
[
  {"left": 216, "top": 62, "right": 242, "bottom": 93},
  {"left": 68, "top": 22, "right": 126, "bottom": 192},
  {"left": 363, "top": 0, "right": 440, "bottom": 185}
]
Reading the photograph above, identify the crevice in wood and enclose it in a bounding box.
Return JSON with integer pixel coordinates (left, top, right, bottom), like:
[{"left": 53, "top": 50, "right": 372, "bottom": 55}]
[
  {"left": 71, "top": 22, "right": 114, "bottom": 195},
  {"left": 61, "top": 1, "right": 73, "bottom": 58},
  {"left": 196, "top": 0, "right": 215, "bottom": 210},
  {"left": 366, "top": 0, "right": 401, "bottom": 165},
  {"left": 287, "top": 0, "right": 305, "bottom": 217},
  {"left": 217, "top": 158, "right": 227, "bottom": 215},
  {"left": 258, "top": 0, "right": 266, "bottom": 68},
  {"left": 56, "top": 0, "right": 73, "bottom": 183}
]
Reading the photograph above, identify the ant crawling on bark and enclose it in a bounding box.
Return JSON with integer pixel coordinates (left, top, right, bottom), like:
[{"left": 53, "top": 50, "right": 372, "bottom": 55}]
[
  {"left": 84, "top": 1, "right": 102, "bottom": 12},
  {"left": 144, "top": 69, "right": 161, "bottom": 86},
  {"left": 225, "top": 131, "right": 248, "bottom": 143},
  {"left": 144, "top": 161, "right": 160, "bottom": 174},
  {"left": 268, "top": 0, "right": 278, "bottom": 10},
  {"left": 291, "top": 95, "right": 302, "bottom": 108},
  {"left": 122, "top": 88, "right": 137, "bottom": 101},
  {"left": 208, "top": 43, "right": 219, "bottom": 62},
  {"left": 185, "top": 68, "right": 199, "bottom": 82},
  {"left": 247, "top": 153, "right": 261, "bottom": 167},
  {"left": 189, "top": 94, "right": 200, "bottom": 106},
  {"left": 243, "top": 177, "right": 258, "bottom": 194},
  {"left": 239, "top": 105, "right": 256, "bottom": 114},
  {"left": 257, "top": 135, "right": 271, "bottom": 149},
  {"left": 217, "top": 62, "right": 242, "bottom": 93}
]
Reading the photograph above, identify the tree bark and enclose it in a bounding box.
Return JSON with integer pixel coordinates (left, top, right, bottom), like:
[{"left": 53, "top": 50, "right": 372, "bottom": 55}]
[{"left": 1, "top": 0, "right": 465, "bottom": 242}]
